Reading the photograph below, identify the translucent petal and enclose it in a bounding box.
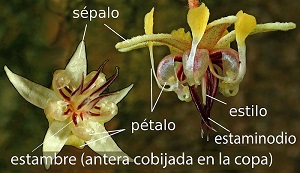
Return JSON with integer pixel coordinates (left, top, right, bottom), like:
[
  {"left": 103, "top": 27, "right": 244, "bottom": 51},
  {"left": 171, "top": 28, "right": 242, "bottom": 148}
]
[
  {"left": 69, "top": 118, "right": 94, "bottom": 141},
  {"left": 175, "top": 85, "right": 192, "bottom": 102},
  {"left": 90, "top": 101, "right": 118, "bottom": 123},
  {"left": 87, "top": 121, "right": 132, "bottom": 160},
  {"left": 4, "top": 66, "right": 58, "bottom": 109},
  {"left": 210, "top": 48, "right": 240, "bottom": 82},
  {"left": 52, "top": 70, "right": 73, "bottom": 96},
  {"left": 65, "top": 41, "right": 87, "bottom": 86},
  {"left": 44, "top": 100, "right": 69, "bottom": 121},
  {"left": 43, "top": 120, "right": 71, "bottom": 169},
  {"left": 182, "top": 49, "right": 209, "bottom": 85},
  {"left": 192, "top": 49, "right": 210, "bottom": 85},
  {"left": 187, "top": 3, "right": 209, "bottom": 81},
  {"left": 219, "top": 82, "right": 239, "bottom": 96},
  {"left": 156, "top": 55, "right": 179, "bottom": 90},
  {"left": 222, "top": 51, "right": 239, "bottom": 80},
  {"left": 65, "top": 134, "right": 85, "bottom": 149}
]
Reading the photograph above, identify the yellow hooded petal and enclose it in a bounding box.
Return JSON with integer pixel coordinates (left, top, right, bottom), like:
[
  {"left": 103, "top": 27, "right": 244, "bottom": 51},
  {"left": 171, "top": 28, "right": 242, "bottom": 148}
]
[
  {"left": 186, "top": 3, "right": 209, "bottom": 83},
  {"left": 144, "top": 8, "right": 154, "bottom": 34},
  {"left": 235, "top": 11, "right": 256, "bottom": 45},
  {"left": 187, "top": 3, "right": 209, "bottom": 43}
]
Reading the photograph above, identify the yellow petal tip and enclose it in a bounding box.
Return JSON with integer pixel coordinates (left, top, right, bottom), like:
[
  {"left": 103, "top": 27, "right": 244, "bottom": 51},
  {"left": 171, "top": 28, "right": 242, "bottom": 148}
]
[
  {"left": 144, "top": 8, "right": 154, "bottom": 34},
  {"left": 187, "top": 3, "right": 210, "bottom": 41},
  {"left": 235, "top": 10, "right": 257, "bottom": 44}
]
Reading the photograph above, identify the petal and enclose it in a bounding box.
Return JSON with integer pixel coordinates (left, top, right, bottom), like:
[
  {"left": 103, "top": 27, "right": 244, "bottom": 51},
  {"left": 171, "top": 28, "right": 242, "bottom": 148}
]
[
  {"left": 187, "top": 3, "right": 210, "bottom": 80},
  {"left": 219, "top": 82, "right": 239, "bottom": 97},
  {"left": 87, "top": 121, "right": 132, "bottom": 160},
  {"left": 144, "top": 8, "right": 158, "bottom": 91},
  {"left": 182, "top": 49, "right": 209, "bottom": 86},
  {"left": 100, "top": 84, "right": 134, "bottom": 104},
  {"left": 187, "top": 3, "right": 210, "bottom": 44},
  {"left": 232, "top": 11, "right": 256, "bottom": 85},
  {"left": 42, "top": 120, "right": 71, "bottom": 170},
  {"left": 116, "top": 34, "right": 190, "bottom": 54},
  {"left": 199, "top": 16, "right": 237, "bottom": 50},
  {"left": 65, "top": 134, "right": 85, "bottom": 149},
  {"left": 90, "top": 101, "right": 118, "bottom": 123},
  {"left": 235, "top": 10, "right": 256, "bottom": 45},
  {"left": 144, "top": 8, "right": 154, "bottom": 34},
  {"left": 156, "top": 54, "right": 179, "bottom": 91},
  {"left": 65, "top": 41, "right": 87, "bottom": 86},
  {"left": 4, "top": 66, "right": 58, "bottom": 109}
]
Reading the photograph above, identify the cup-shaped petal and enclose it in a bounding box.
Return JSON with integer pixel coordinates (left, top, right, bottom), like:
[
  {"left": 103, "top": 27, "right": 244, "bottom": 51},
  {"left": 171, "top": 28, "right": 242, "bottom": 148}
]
[{"left": 183, "top": 49, "right": 209, "bottom": 85}]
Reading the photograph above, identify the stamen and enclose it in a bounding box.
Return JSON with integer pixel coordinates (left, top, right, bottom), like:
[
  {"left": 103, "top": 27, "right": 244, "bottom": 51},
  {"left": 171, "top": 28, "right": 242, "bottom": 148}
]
[
  {"left": 89, "top": 67, "right": 119, "bottom": 99},
  {"left": 77, "top": 97, "right": 89, "bottom": 110},
  {"left": 72, "top": 113, "right": 78, "bottom": 125},
  {"left": 174, "top": 56, "right": 183, "bottom": 62},
  {"left": 84, "top": 94, "right": 110, "bottom": 111},
  {"left": 71, "top": 73, "right": 85, "bottom": 98},
  {"left": 59, "top": 88, "right": 70, "bottom": 101},
  {"left": 82, "top": 60, "right": 108, "bottom": 93},
  {"left": 94, "top": 106, "right": 100, "bottom": 110},
  {"left": 89, "top": 112, "right": 101, "bottom": 116},
  {"left": 64, "top": 108, "right": 72, "bottom": 115},
  {"left": 64, "top": 86, "right": 72, "bottom": 95},
  {"left": 176, "top": 65, "right": 185, "bottom": 82}
]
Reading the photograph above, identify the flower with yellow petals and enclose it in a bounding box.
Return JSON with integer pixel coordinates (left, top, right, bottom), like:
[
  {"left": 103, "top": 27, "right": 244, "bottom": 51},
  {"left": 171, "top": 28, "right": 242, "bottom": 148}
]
[{"left": 115, "top": 2, "right": 295, "bottom": 135}]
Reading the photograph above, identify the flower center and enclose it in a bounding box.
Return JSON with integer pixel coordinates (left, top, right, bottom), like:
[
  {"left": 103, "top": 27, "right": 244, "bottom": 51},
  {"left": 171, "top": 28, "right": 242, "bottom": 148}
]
[
  {"left": 156, "top": 48, "right": 239, "bottom": 134},
  {"left": 45, "top": 61, "right": 119, "bottom": 126}
]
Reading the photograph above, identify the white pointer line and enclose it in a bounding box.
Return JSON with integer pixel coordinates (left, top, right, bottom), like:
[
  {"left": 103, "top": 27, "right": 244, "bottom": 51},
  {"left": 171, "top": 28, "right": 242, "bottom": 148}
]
[
  {"left": 89, "top": 129, "right": 125, "bottom": 135},
  {"left": 151, "top": 82, "right": 166, "bottom": 112},
  {"left": 206, "top": 95, "right": 227, "bottom": 105},
  {"left": 82, "top": 24, "right": 88, "bottom": 41},
  {"left": 150, "top": 68, "right": 166, "bottom": 112},
  {"left": 150, "top": 69, "right": 153, "bottom": 111},
  {"left": 78, "top": 24, "right": 88, "bottom": 62},
  {"left": 81, "top": 129, "right": 126, "bottom": 147},
  {"left": 32, "top": 121, "right": 72, "bottom": 152},
  {"left": 208, "top": 117, "right": 230, "bottom": 133},
  {"left": 104, "top": 24, "right": 127, "bottom": 41}
]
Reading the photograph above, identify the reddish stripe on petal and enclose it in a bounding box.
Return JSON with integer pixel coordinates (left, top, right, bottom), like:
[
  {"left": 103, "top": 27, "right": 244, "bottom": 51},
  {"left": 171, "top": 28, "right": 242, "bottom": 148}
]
[
  {"left": 72, "top": 113, "right": 78, "bottom": 125},
  {"left": 89, "top": 67, "right": 119, "bottom": 99},
  {"left": 89, "top": 112, "right": 101, "bottom": 116},
  {"left": 59, "top": 89, "right": 70, "bottom": 101},
  {"left": 82, "top": 60, "right": 108, "bottom": 93}
]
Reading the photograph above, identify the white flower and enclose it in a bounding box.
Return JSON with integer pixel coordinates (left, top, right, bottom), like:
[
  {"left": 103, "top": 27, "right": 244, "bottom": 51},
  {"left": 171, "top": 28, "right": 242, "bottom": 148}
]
[{"left": 4, "top": 41, "right": 133, "bottom": 169}]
